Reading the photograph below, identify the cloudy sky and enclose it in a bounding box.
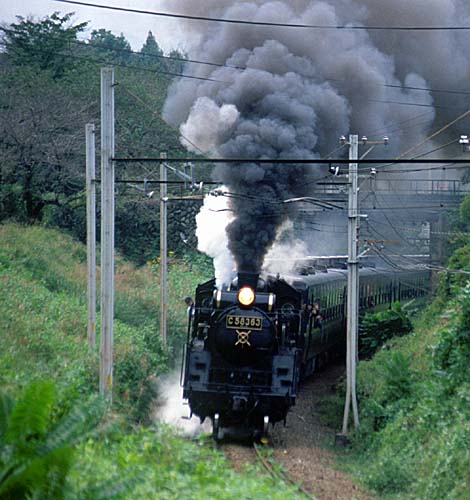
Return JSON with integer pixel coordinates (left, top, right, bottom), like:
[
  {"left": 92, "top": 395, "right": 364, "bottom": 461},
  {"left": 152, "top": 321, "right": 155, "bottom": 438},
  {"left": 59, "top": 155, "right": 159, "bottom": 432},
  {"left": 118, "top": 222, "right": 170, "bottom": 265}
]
[{"left": 0, "top": 0, "right": 184, "bottom": 52}]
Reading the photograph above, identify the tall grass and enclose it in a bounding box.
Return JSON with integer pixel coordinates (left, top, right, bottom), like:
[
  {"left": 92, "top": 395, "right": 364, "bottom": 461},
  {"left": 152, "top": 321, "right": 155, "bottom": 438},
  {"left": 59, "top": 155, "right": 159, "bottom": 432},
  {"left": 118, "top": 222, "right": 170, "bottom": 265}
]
[{"left": 0, "top": 222, "right": 304, "bottom": 499}]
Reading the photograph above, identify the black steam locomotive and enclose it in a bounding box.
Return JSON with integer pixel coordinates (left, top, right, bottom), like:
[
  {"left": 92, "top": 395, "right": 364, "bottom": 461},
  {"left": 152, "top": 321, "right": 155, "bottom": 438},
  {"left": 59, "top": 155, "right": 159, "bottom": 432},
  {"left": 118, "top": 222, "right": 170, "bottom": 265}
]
[{"left": 181, "top": 266, "right": 430, "bottom": 440}]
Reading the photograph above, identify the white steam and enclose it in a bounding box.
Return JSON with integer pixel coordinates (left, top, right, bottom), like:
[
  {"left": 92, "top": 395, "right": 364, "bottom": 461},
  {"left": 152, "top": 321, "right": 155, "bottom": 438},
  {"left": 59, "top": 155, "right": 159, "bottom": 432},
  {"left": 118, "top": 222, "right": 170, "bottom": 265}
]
[
  {"left": 180, "top": 97, "right": 239, "bottom": 154},
  {"left": 196, "top": 189, "right": 236, "bottom": 287},
  {"left": 262, "top": 220, "right": 309, "bottom": 277},
  {"left": 153, "top": 372, "right": 211, "bottom": 435}
]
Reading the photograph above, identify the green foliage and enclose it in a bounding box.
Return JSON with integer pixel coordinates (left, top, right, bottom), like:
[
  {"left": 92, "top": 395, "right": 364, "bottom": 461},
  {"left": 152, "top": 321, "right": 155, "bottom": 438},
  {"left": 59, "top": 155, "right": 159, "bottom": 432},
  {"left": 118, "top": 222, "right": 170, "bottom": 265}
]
[
  {"left": 0, "top": 223, "right": 302, "bottom": 500},
  {"left": 0, "top": 381, "right": 105, "bottom": 499},
  {"left": 88, "top": 29, "right": 132, "bottom": 64},
  {"left": 342, "top": 289, "right": 470, "bottom": 498},
  {"left": 0, "top": 224, "right": 169, "bottom": 421},
  {"left": 341, "top": 196, "right": 470, "bottom": 497},
  {"left": 70, "top": 428, "right": 303, "bottom": 500},
  {"left": 1, "top": 12, "right": 88, "bottom": 78},
  {"left": 433, "top": 284, "right": 470, "bottom": 392},
  {"left": 359, "top": 302, "right": 413, "bottom": 357},
  {"left": 0, "top": 64, "right": 97, "bottom": 222},
  {"left": 459, "top": 194, "right": 470, "bottom": 230},
  {"left": 0, "top": 14, "right": 196, "bottom": 261},
  {"left": 381, "top": 351, "right": 414, "bottom": 402}
]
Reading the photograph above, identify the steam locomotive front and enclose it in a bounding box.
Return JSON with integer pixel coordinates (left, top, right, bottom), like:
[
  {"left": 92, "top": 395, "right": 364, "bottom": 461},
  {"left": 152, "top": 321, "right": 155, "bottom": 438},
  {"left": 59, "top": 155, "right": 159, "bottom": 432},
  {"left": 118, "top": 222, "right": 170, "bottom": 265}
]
[
  {"left": 210, "top": 272, "right": 277, "bottom": 366},
  {"left": 182, "top": 272, "right": 303, "bottom": 439}
]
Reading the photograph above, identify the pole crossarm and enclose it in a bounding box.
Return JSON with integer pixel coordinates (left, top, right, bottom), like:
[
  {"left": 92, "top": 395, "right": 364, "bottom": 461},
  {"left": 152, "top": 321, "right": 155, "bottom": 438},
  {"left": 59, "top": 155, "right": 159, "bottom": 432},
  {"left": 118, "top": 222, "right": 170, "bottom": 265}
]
[{"left": 112, "top": 157, "right": 470, "bottom": 165}]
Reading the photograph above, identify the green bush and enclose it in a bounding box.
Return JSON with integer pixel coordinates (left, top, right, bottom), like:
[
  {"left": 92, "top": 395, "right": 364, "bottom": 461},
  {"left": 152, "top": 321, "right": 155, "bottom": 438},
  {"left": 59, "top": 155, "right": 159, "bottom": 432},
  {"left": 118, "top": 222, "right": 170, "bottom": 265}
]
[
  {"left": 0, "top": 381, "right": 105, "bottom": 499},
  {"left": 70, "top": 427, "right": 303, "bottom": 500},
  {"left": 359, "top": 302, "right": 413, "bottom": 358},
  {"left": 433, "top": 284, "right": 470, "bottom": 392},
  {"left": 344, "top": 289, "right": 470, "bottom": 498}
]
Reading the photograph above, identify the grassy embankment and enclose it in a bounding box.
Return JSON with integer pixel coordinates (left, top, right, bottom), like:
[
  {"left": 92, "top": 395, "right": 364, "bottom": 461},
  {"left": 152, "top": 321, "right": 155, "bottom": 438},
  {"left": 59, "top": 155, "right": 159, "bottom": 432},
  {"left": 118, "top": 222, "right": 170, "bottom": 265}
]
[
  {"left": 329, "top": 269, "right": 470, "bottom": 497},
  {"left": 0, "top": 223, "right": 302, "bottom": 498}
]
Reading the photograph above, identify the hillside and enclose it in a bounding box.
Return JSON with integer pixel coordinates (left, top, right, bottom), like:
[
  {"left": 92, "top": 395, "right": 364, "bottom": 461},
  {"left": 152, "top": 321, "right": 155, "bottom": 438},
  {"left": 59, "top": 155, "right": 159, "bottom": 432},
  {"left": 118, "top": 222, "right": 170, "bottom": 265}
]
[
  {"left": 0, "top": 223, "right": 302, "bottom": 499},
  {"left": 337, "top": 275, "right": 470, "bottom": 497}
]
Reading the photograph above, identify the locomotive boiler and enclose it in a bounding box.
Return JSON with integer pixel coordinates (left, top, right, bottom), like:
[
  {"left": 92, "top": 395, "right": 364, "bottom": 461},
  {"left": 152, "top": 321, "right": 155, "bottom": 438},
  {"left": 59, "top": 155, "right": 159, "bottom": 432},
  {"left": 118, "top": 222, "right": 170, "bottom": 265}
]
[{"left": 181, "top": 271, "right": 303, "bottom": 441}]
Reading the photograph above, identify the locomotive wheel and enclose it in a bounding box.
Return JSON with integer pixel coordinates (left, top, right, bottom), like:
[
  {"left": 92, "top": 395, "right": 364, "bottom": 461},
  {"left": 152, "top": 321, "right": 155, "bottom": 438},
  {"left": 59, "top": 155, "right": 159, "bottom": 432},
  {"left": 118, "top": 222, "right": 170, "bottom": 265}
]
[
  {"left": 212, "top": 413, "right": 220, "bottom": 441},
  {"left": 260, "top": 416, "right": 269, "bottom": 445}
]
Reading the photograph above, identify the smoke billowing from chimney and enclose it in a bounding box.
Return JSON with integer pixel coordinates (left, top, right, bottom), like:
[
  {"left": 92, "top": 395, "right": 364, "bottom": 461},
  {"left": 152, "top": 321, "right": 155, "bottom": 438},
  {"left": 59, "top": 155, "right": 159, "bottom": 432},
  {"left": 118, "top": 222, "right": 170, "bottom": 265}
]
[{"left": 163, "top": 1, "right": 470, "bottom": 277}]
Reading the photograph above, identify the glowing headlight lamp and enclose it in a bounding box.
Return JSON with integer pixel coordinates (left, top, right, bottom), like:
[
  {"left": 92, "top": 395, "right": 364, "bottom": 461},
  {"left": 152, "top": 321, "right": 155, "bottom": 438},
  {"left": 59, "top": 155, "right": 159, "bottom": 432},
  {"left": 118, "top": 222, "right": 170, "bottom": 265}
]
[{"left": 238, "top": 286, "right": 255, "bottom": 306}]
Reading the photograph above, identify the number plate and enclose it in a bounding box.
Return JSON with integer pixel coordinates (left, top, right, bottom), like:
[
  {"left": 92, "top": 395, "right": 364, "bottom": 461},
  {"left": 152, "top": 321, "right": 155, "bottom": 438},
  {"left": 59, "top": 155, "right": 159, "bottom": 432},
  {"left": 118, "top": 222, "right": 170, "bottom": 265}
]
[{"left": 226, "top": 315, "right": 262, "bottom": 330}]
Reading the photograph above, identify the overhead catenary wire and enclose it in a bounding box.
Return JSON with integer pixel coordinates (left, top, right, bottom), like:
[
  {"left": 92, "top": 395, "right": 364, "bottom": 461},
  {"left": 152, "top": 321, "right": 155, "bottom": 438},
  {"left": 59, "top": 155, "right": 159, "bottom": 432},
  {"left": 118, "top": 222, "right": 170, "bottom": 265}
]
[
  {"left": 118, "top": 84, "right": 208, "bottom": 156},
  {"left": 0, "top": 25, "right": 246, "bottom": 71},
  {"left": 396, "top": 109, "right": 470, "bottom": 159},
  {"left": 364, "top": 110, "right": 436, "bottom": 138},
  {"left": 113, "top": 157, "right": 470, "bottom": 164},
  {"left": 53, "top": 0, "right": 470, "bottom": 31},
  {"left": 4, "top": 26, "right": 470, "bottom": 99},
  {"left": 0, "top": 40, "right": 226, "bottom": 84}
]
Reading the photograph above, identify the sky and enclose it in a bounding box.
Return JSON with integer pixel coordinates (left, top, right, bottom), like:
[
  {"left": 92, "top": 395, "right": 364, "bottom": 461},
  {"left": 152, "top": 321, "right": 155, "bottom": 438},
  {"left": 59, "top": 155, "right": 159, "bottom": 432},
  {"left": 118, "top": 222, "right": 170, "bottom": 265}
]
[{"left": 0, "top": 0, "right": 183, "bottom": 52}]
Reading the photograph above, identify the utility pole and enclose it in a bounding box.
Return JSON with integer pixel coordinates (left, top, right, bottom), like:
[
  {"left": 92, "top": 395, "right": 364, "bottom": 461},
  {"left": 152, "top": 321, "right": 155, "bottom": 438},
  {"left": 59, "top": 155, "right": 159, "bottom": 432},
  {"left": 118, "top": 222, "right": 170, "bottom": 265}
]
[
  {"left": 86, "top": 123, "right": 96, "bottom": 348},
  {"left": 336, "top": 134, "right": 388, "bottom": 440},
  {"left": 160, "top": 152, "right": 168, "bottom": 347},
  {"left": 342, "top": 134, "right": 360, "bottom": 435},
  {"left": 100, "top": 67, "right": 115, "bottom": 400}
]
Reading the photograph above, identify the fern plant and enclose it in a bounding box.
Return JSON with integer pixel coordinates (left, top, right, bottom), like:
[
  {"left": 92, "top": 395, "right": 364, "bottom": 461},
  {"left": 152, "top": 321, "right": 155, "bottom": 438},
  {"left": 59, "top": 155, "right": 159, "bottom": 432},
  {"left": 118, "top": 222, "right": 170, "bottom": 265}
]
[{"left": 0, "top": 381, "right": 105, "bottom": 499}]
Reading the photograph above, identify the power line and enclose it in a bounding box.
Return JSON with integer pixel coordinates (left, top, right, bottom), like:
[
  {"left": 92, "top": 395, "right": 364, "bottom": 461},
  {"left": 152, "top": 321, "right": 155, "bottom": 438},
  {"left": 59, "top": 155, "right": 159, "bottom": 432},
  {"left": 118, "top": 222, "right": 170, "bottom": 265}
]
[
  {"left": 378, "top": 163, "right": 470, "bottom": 174},
  {"left": 367, "top": 98, "right": 463, "bottom": 110},
  {"left": 368, "top": 216, "right": 470, "bottom": 238},
  {"left": 396, "top": 109, "right": 470, "bottom": 159},
  {"left": 411, "top": 138, "right": 460, "bottom": 159},
  {"left": 0, "top": 40, "right": 225, "bottom": 84},
  {"left": 113, "top": 157, "right": 470, "bottom": 164},
  {"left": 118, "top": 84, "right": 208, "bottom": 156},
  {"left": 0, "top": 25, "right": 245, "bottom": 71},
  {"left": 365, "top": 110, "right": 436, "bottom": 138},
  {"left": 53, "top": 0, "right": 470, "bottom": 31},
  {"left": 4, "top": 29, "right": 470, "bottom": 100}
]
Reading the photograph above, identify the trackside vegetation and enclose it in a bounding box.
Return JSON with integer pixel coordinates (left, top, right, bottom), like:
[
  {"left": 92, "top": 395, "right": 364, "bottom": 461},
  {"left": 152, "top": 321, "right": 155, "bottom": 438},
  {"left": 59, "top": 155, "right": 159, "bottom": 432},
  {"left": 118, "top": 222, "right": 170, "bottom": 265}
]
[
  {"left": 0, "top": 223, "right": 302, "bottom": 499},
  {"left": 331, "top": 202, "right": 470, "bottom": 499}
]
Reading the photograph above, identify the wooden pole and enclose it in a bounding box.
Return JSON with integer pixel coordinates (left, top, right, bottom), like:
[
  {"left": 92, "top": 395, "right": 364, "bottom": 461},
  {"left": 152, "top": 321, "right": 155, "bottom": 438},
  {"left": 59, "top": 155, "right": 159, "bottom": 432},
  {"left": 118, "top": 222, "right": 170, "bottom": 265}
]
[
  {"left": 86, "top": 123, "right": 96, "bottom": 348},
  {"left": 160, "top": 152, "right": 168, "bottom": 347},
  {"left": 100, "top": 67, "right": 115, "bottom": 400}
]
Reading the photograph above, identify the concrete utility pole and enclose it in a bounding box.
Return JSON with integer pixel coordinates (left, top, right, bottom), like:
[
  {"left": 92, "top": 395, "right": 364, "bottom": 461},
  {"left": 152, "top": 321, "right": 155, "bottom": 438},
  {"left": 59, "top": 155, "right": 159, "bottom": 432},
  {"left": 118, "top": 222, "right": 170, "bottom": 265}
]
[
  {"left": 86, "top": 123, "right": 96, "bottom": 348},
  {"left": 342, "top": 134, "right": 360, "bottom": 434},
  {"left": 100, "top": 67, "right": 115, "bottom": 400},
  {"left": 160, "top": 152, "right": 168, "bottom": 347}
]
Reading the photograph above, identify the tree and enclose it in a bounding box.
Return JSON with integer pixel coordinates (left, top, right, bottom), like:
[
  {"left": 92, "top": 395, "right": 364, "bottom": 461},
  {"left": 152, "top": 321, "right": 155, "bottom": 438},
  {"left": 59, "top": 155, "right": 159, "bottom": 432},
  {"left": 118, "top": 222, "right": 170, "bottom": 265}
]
[
  {"left": 0, "top": 66, "right": 99, "bottom": 222},
  {"left": 88, "top": 29, "right": 132, "bottom": 64},
  {"left": 141, "top": 31, "right": 163, "bottom": 58},
  {"left": 138, "top": 31, "right": 164, "bottom": 69},
  {"left": 0, "top": 12, "right": 88, "bottom": 79},
  {"left": 166, "top": 49, "right": 186, "bottom": 74}
]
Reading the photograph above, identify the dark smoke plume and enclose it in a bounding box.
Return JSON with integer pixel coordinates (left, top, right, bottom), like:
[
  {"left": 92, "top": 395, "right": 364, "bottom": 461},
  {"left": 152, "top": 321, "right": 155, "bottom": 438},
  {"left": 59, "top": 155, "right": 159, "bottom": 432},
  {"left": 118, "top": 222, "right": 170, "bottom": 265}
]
[{"left": 163, "top": 0, "right": 470, "bottom": 274}]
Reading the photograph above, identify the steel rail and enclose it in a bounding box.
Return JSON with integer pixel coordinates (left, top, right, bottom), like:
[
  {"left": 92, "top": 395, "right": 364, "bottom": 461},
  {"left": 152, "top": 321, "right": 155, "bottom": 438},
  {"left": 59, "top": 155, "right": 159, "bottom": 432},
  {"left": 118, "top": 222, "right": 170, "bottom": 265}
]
[{"left": 253, "top": 443, "right": 317, "bottom": 500}]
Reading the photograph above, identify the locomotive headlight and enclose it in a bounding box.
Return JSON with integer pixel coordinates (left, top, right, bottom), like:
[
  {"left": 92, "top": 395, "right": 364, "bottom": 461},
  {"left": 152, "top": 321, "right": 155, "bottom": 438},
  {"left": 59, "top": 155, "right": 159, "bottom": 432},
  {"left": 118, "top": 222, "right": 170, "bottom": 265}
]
[{"left": 238, "top": 286, "right": 255, "bottom": 306}]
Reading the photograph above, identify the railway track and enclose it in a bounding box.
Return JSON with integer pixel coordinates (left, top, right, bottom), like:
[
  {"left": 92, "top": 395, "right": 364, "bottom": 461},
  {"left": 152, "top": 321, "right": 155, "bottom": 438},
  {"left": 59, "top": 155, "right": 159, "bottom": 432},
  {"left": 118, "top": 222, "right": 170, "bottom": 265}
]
[
  {"left": 253, "top": 442, "right": 317, "bottom": 500},
  {"left": 221, "top": 363, "right": 374, "bottom": 500}
]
